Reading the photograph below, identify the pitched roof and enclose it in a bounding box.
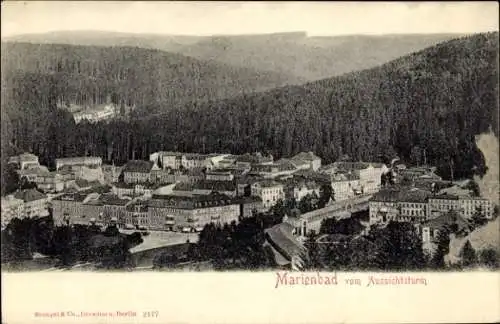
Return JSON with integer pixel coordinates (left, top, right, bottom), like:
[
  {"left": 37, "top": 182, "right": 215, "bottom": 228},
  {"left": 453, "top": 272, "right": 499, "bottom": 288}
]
[
  {"left": 291, "top": 151, "right": 321, "bottom": 162},
  {"left": 370, "top": 187, "right": 432, "bottom": 203},
  {"left": 123, "top": 160, "right": 154, "bottom": 173},
  {"left": 14, "top": 189, "right": 47, "bottom": 202},
  {"left": 424, "top": 211, "right": 469, "bottom": 231},
  {"left": 149, "top": 192, "right": 236, "bottom": 210},
  {"left": 264, "top": 223, "right": 306, "bottom": 262}
]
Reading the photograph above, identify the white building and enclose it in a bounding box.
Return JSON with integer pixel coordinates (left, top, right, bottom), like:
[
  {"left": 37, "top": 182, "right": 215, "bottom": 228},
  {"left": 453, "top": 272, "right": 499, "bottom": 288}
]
[
  {"left": 55, "top": 156, "right": 102, "bottom": 171},
  {"left": 291, "top": 152, "right": 322, "bottom": 171},
  {"left": 8, "top": 153, "right": 40, "bottom": 170},
  {"left": 251, "top": 180, "right": 285, "bottom": 210},
  {"left": 1, "top": 195, "right": 25, "bottom": 228}
]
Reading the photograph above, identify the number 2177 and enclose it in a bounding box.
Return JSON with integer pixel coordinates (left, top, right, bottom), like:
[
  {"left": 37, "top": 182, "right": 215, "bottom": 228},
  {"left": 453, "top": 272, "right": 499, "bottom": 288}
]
[{"left": 143, "top": 311, "right": 159, "bottom": 318}]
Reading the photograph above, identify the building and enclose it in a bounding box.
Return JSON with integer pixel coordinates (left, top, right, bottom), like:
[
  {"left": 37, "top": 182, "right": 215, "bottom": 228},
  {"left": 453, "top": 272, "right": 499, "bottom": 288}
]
[
  {"left": 55, "top": 156, "right": 102, "bottom": 171},
  {"left": 369, "top": 187, "right": 432, "bottom": 224},
  {"left": 249, "top": 160, "right": 298, "bottom": 179},
  {"left": 17, "top": 166, "right": 51, "bottom": 183},
  {"left": 264, "top": 222, "right": 307, "bottom": 269},
  {"left": 419, "top": 211, "right": 470, "bottom": 254},
  {"left": 8, "top": 153, "right": 40, "bottom": 170},
  {"left": 1, "top": 195, "right": 25, "bottom": 228},
  {"left": 112, "top": 182, "right": 160, "bottom": 198},
  {"left": 250, "top": 180, "right": 285, "bottom": 210},
  {"left": 205, "top": 170, "right": 235, "bottom": 181},
  {"left": 13, "top": 189, "right": 49, "bottom": 218},
  {"left": 429, "top": 194, "right": 493, "bottom": 219},
  {"left": 33, "top": 171, "right": 75, "bottom": 193},
  {"left": 237, "top": 196, "right": 265, "bottom": 218},
  {"left": 150, "top": 151, "right": 221, "bottom": 171},
  {"left": 235, "top": 152, "right": 274, "bottom": 165},
  {"left": 330, "top": 173, "right": 362, "bottom": 201},
  {"left": 100, "top": 194, "right": 133, "bottom": 227},
  {"left": 52, "top": 192, "right": 101, "bottom": 225},
  {"left": 172, "top": 180, "right": 238, "bottom": 197},
  {"left": 122, "top": 160, "right": 154, "bottom": 184},
  {"left": 324, "top": 162, "right": 388, "bottom": 194},
  {"left": 461, "top": 197, "right": 493, "bottom": 219},
  {"left": 147, "top": 193, "right": 240, "bottom": 231},
  {"left": 102, "top": 164, "right": 123, "bottom": 184},
  {"left": 291, "top": 152, "right": 322, "bottom": 171}
]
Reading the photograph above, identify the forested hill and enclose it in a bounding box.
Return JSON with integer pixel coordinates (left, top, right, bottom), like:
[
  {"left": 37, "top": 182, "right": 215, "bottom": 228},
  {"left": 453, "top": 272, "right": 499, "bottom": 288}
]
[
  {"left": 5, "top": 31, "right": 463, "bottom": 82},
  {"left": 1, "top": 33, "right": 498, "bottom": 183},
  {"left": 133, "top": 32, "right": 498, "bottom": 180},
  {"left": 1, "top": 42, "right": 298, "bottom": 113}
]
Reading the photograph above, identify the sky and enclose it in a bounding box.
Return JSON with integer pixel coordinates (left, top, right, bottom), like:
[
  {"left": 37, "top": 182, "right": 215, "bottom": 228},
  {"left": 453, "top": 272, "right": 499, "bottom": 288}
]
[{"left": 1, "top": 1, "right": 499, "bottom": 38}]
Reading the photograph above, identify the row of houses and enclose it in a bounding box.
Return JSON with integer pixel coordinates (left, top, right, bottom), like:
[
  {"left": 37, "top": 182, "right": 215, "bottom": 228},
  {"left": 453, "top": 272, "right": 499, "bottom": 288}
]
[
  {"left": 369, "top": 187, "right": 494, "bottom": 225},
  {"left": 51, "top": 191, "right": 265, "bottom": 232}
]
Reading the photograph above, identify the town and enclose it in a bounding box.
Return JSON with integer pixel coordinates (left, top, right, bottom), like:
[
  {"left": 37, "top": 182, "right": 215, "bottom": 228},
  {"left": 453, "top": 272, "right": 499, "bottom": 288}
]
[{"left": 2, "top": 149, "right": 497, "bottom": 271}]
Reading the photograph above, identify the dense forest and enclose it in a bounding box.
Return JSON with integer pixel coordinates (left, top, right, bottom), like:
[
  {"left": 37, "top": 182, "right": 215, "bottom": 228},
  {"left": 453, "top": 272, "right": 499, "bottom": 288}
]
[
  {"left": 1, "top": 32, "right": 498, "bottom": 182},
  {"left": 1, "top": 42, "right": 293, "bottom": 112}
]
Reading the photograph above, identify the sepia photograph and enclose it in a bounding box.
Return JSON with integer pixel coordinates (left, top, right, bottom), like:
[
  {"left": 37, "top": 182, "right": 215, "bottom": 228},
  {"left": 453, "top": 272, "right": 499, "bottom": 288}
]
[{"left": 1, "top": 1, "right": 499, "bottom": 323}]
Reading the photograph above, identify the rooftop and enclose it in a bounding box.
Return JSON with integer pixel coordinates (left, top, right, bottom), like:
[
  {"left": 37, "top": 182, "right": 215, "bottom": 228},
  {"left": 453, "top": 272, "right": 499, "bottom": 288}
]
[
  {"left": 291, "top": 151, "right": 321, "bottom": 162},
  {"left": 55, "top": 156, "right": 102, "bottom": 163},
  {"left": 123, "top": 160, "right": 154, "bottom": 173},
  {"left": 252, "top": 180, "right": 284, "bottom": 188},
  {"left": 370, "top": 187, "right": 432, "bottom": 203},
  {"left": 13, "top": 189, "right": 47, "bottom": 203},
  {"left": 424, "top": 211, "right": 469, "bottom": 231},
  {"left": 149, "top": 192, "right": 237, "bottom": 210}
]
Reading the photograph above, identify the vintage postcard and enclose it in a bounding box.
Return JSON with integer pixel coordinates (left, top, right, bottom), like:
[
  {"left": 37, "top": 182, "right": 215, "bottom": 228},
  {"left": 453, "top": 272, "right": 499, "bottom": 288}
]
[{"left": 1, "top": 1, "right": 499, "bottom": 323}]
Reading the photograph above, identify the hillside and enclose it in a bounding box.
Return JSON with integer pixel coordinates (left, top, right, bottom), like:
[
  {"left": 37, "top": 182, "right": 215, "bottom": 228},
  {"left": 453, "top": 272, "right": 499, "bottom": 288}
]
[
  {"left": 1, "top": 33, "right": 498, "bottom": 181},
  {"left": 4, "top": 31, "right": 465, "bottom": 82},
  {"left": 0, "top": 42, "right": 298, "bottom": 114}
]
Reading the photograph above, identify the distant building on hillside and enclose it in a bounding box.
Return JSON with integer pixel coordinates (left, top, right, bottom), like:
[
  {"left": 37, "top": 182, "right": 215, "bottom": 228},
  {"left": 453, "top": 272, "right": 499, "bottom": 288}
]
[
  {"left": 122, "top": 160, "right": 154, "bottom": 184},
  {"left": 8, "top": 153, "right": 40, "bottom": 170},
  {"left": 251, "top": 180, "right": 285, "bottom": 210},
  {"left": 55, "top": 156, "right": 102, "bottom": 171},
  {"left": 290, "top": 152, "right": 322, "bottom": 171},
  {"left": 13, "top": 189, "right": 49, "bottom": 218}
]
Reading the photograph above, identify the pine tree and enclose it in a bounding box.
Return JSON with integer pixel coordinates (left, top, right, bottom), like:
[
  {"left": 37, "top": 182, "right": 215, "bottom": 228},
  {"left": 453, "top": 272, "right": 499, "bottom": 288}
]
[{"left": 461, "top": 240, "right": 477, "bottom": 268}]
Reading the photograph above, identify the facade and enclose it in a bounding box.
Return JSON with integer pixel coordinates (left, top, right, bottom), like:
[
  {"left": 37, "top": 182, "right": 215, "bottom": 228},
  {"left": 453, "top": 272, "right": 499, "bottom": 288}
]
[
  {"left": 34, "top": 171, "right": 75, "bottom": 193},
  {"left": 8, "top": 153, "right": 40, "bottom": 170},
  {"left": 1, "top": 195, "right": 25, "bottom": 228},
  {"left": 330, "top": 173, "right": 362, "bottom": 201},
  {"left": 150, "top": 152, "right": 218, "bottom": 171},
  {"left": 172, "top": 180, "right": 238, "bottom": 197},
  {"left": 12, "top": 189, "right": 49, "bottom": 218},
  {"left": 55, "top": 156, "right": 102, "bottom": 171},
  {"left": 205, "top": 170, "right": 235, "bottom": 181},
  {"left": 325, "top": 162, "right": 388, "bottom": 194},
  {"left": 251, "top": 180, "right": 285, "bottom": 209},
  {"left": 122, "top": 160, "right": 154, "bottom": 184},
  {"left": 429, "top": 194, "right": 493, "bottom": 219},
  {"left": 369, "top": 188, "right": 432, "bottom": 224},
  {"left": 237, "top": 196, "right": 265, "bottom": 218},
  {"left": 147, "top": 193, "right": 240, "bottom": 231},
  {"left": 291, "top": 152, "right": 322, "bottom": 171}
]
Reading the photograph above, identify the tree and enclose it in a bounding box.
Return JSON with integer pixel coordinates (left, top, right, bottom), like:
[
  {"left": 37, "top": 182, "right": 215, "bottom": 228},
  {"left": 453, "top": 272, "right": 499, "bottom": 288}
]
[
  {"left": 304, "top": 231, "right": 321, "bottom": 270},
  {"left": 1, "top": 163, "right": 20, "bottom": 195},
  {"left": 460, "top": 240, "right": 477, "bottom": 267},
  {"left": 430, "top": 227, "right": 451, "bottom": 269},
  {"left": 470, "top": 207, "right": 487, "bottom": 229},
  {"left": 464, "top": 180, "right": 480, "bottom": 197},
  {"left": 478, "top": 248, "right": 499, "bottom": 269},
  {"left": 318, "top": 184, "right": 333, "bottom": 208}
]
